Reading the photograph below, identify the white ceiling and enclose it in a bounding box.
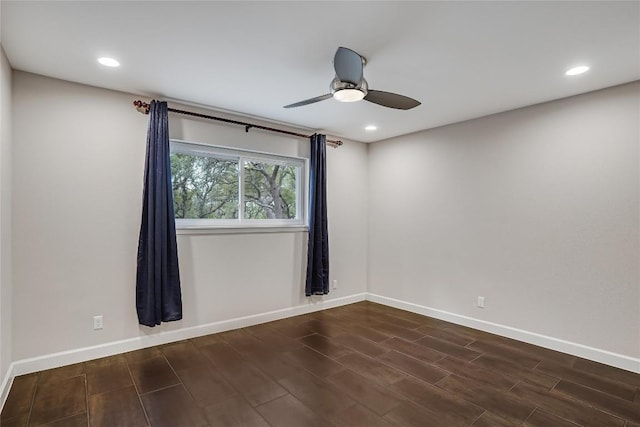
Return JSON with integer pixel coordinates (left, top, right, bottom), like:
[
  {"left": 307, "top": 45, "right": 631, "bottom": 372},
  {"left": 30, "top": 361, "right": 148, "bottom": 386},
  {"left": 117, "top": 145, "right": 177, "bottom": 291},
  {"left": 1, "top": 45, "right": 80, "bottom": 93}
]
[{"left": 2, "top": 1, "right": 639, "bottom": 143}]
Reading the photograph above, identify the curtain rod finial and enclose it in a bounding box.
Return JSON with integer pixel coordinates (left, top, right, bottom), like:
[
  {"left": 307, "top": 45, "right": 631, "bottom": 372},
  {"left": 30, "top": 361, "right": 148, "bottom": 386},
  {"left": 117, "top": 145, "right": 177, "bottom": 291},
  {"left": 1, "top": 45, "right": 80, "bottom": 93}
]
[{"left": 133, "top": 100, "right": 151, "bottom": 114}]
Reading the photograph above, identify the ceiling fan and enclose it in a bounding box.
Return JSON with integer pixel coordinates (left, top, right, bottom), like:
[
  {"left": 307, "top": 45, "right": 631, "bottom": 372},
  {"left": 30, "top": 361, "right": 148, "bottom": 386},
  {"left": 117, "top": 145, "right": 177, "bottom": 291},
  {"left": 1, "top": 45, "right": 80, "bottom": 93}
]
[{"left": 284, "top": 47, "right": 421, "bottom": 110}]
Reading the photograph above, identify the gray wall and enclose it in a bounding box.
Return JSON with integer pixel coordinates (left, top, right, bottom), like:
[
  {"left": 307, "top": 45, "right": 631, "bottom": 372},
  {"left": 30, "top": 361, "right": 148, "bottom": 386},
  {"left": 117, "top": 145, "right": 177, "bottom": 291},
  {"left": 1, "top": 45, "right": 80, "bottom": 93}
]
[
  {"left": 7, "top": 69, "right": 639, "bottom": 369},
  {"left": 0, "top": 45, "right": 12, "bottom": 381},
  {"left": 369, "top": 82, "right": 640, "bottom": 358},
  {"left": 11, "top": 71, "right": 368, "bottom": 360}
]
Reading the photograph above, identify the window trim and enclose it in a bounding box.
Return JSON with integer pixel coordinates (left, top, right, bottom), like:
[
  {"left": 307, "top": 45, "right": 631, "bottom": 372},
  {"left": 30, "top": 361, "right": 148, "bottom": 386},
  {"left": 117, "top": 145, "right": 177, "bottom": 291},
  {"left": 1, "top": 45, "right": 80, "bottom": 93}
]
[{"left": 170, "top": 139, "right": 308, "bottom": 230}]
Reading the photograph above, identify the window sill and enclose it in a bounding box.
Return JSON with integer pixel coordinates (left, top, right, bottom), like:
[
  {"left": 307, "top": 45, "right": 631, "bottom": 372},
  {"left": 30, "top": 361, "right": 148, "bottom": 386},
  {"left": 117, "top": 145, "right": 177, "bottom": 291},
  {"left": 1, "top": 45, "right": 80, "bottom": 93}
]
[{"left": 176, "top": 225, "right": 308, "bottom": 235}]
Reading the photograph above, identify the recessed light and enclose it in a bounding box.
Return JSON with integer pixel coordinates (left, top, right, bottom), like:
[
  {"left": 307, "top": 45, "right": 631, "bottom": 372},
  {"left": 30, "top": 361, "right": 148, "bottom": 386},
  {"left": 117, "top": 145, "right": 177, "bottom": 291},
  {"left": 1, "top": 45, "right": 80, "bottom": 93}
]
[
  {"left": 98, "top": 57, "right": 120, "bottom": 67},
  {"left": 365, "top": 125, "right": 377, "bottom": 131},
  {"left": 565, "top": 65, "right": 589, "bottom": 76}
]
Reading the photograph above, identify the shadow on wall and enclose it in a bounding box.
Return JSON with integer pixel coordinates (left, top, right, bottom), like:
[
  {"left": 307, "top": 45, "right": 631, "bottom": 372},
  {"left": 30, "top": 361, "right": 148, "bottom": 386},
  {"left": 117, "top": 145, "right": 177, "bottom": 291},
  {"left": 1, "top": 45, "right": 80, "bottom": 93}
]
[{"left": 292, "top": 231, "right": 308, "bottom": 307}]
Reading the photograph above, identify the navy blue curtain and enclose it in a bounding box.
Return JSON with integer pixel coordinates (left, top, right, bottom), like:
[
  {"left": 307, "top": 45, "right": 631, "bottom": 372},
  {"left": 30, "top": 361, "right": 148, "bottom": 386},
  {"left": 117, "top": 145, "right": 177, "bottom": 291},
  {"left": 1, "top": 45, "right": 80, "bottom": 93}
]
[
  {"left": 136, "top": 100, "right": 182, "bottom": 327},
  {"left": 305, "top": 134, "right": 329, "bottom": 296}
]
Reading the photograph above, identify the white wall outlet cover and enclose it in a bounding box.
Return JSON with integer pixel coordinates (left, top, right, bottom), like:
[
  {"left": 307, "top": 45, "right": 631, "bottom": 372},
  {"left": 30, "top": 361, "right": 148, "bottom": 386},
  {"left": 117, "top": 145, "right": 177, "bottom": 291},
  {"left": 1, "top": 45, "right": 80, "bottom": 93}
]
[{"left": 93, "top": 315, "right": 104, "bottom": 330}]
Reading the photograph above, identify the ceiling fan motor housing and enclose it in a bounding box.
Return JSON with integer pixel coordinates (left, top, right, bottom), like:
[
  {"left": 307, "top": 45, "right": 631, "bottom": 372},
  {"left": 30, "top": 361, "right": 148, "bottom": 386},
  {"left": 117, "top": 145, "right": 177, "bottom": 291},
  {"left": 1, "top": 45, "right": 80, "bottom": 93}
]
[{"left": 331, "top": 76, "right": 368, "bottom": 98}]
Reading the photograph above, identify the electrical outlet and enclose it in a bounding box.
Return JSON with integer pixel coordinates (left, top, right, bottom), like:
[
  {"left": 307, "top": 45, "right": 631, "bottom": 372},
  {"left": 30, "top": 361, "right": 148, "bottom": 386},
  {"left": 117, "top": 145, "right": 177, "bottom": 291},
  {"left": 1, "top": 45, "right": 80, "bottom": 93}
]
[
  {"left": 332, "top": 279, "right": 338, "bottom": 289},
  {"left": 477, "top": 296, "right": 485, "bottom": 308},
  {"left": 93, "top": 315, "right": 103, "bottom": 330}
]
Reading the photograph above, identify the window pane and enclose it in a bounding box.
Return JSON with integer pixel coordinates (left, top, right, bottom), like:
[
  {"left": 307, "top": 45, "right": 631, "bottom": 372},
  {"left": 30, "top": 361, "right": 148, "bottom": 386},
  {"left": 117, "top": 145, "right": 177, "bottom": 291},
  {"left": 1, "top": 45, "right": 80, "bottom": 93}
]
[
  {"left": 170, "top": 153, "right": 239, "bottom": 219},
  {"left": 244, "top": 161, "right": 297, "bottom": 219}
]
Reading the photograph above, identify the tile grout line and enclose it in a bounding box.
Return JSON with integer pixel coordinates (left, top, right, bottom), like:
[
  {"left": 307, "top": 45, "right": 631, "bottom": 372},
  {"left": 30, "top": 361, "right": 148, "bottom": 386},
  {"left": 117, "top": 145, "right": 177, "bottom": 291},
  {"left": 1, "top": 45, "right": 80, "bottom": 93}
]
[
  {"left": 125, "top": 355, "right": 153, "bottom": 427},
  {"left": 25, "top": 373, "right": 39, "bottom": 427},
  {"left": 547, "top": 381, "right": 634, "bottom": 425},
  {"left": 521, "top": 406, "right": 538, "bottom": 426},
  {"left": 192, "top": 337, "right": 276, "bottom": 426},
  {"left": 85, "top": 372, "right": 89, "bottom": 427},
  {"left": 158, "top": 351, "right": 214, "bottom": 426}
]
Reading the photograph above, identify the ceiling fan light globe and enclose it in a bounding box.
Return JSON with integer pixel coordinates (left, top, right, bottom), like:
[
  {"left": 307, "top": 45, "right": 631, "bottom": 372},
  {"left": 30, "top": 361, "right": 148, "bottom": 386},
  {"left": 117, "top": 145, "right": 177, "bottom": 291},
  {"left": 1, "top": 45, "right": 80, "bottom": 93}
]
[{"left": 333, "top": 88, "right": 365, "bottom": 102}]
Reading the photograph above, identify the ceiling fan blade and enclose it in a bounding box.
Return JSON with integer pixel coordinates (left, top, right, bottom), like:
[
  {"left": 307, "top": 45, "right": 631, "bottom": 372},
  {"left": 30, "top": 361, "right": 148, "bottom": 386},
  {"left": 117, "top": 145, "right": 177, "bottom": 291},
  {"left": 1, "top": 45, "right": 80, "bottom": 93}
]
[
  {"left": 283, "top": 94, "right": 332, "bottom": 109},
  {"left": 364, "top": 90, "right": 421, "bottom": 110},
  {"left": 334, "top": 47, "right": 363, "bottom": 85}
]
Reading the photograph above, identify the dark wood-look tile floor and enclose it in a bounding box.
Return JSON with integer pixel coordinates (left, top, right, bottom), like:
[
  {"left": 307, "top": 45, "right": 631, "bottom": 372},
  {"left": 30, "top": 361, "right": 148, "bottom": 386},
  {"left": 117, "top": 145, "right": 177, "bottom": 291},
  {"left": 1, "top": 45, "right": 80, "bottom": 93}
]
[{"left": 2, "top": 301, "right": 639, "bottom": 426}]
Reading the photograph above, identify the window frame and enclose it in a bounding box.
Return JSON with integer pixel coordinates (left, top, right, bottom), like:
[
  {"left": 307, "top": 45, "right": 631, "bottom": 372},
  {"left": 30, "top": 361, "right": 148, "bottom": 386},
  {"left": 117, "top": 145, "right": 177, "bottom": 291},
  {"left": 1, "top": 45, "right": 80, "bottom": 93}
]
[{"left": 170, "top": 139, "right": 308, "bottom": 231}]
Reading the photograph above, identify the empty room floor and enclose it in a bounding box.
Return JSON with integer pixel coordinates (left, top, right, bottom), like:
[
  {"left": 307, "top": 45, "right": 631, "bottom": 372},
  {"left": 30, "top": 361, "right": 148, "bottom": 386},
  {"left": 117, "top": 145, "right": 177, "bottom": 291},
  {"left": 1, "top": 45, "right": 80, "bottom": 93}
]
[{"left": 1, "top": 301, "right": 639, "bottom": 426}]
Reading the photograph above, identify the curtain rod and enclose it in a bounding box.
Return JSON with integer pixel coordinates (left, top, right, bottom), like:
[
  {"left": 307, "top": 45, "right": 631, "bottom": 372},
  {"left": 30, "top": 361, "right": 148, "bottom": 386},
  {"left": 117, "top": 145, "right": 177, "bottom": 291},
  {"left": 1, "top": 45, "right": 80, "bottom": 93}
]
[{"left": 133, "top": 100, "right": 343, "bottom": 147}]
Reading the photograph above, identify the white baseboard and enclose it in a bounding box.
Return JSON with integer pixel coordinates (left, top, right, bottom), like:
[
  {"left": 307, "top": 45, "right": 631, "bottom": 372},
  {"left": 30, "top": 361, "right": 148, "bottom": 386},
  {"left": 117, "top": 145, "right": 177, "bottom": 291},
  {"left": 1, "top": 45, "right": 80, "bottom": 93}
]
[
  {"left": 0, "top": 292, "right": 366, "bottom": 410},
  {"left": 0, "top": 363, "right": 14, "bottom": 413},
  {"left": 366, "top": 293, "right": 640, "bottom": 374},
  {"left": 3, "top": 290, "right": 638, "bottom": 411}
]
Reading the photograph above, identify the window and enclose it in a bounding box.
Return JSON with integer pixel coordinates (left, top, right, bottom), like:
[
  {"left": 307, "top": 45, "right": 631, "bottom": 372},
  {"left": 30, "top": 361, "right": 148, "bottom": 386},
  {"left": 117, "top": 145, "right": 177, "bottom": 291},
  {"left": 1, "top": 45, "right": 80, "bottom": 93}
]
[{"left": 170, "top": 140, "right": 306, "bottom": 228}]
